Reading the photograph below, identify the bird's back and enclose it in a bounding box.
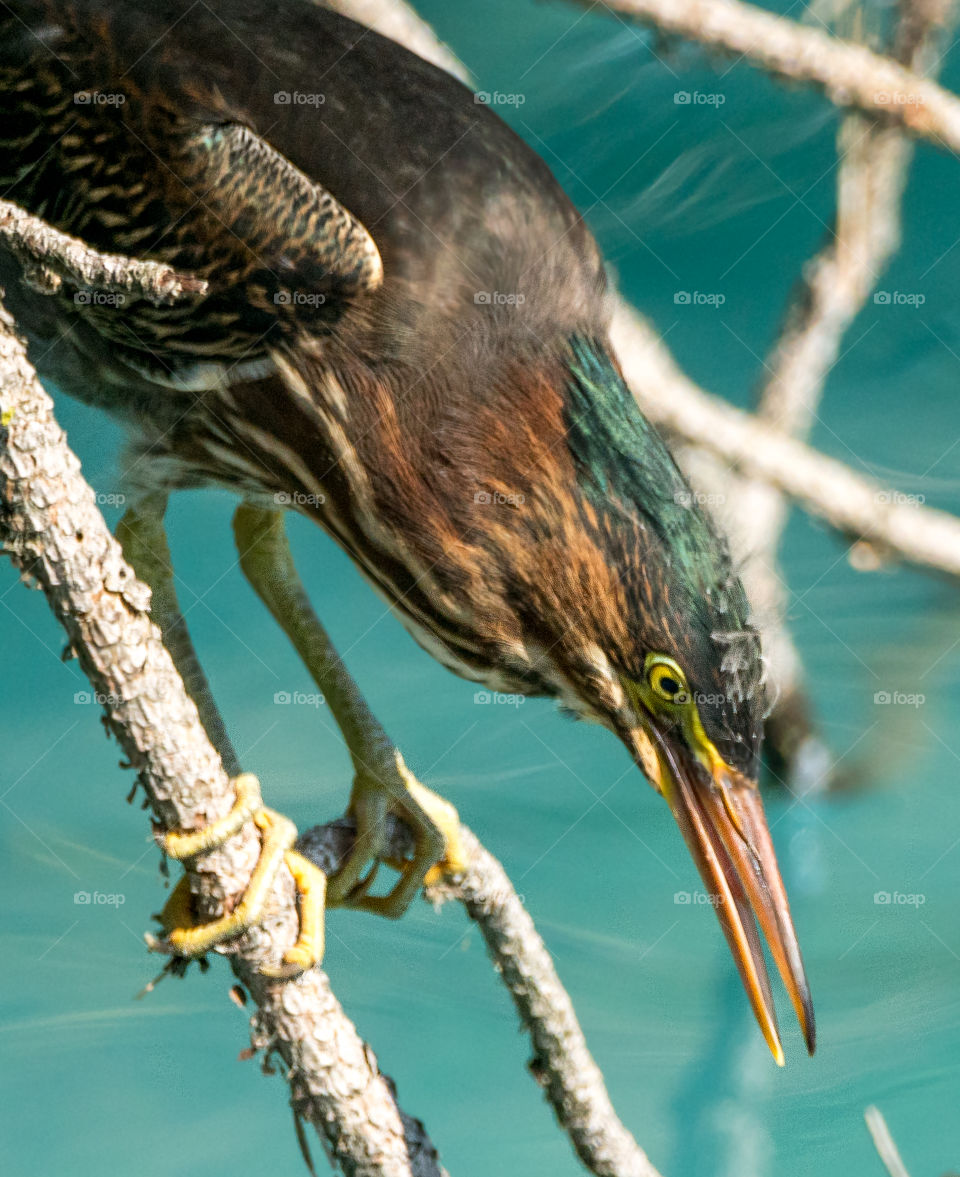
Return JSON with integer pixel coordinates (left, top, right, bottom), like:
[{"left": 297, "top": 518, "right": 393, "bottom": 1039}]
[
  {"left": 0, "top": 0, "right": 606, "bottom": 384},
  {"left": 0, "top": 0, "right": 643, "bottom": 699}
]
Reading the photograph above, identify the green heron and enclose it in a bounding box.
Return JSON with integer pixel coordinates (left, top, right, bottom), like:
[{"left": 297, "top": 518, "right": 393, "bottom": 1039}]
[{"left": 0, "top": 0, "right": 814, "bottom": 1063}]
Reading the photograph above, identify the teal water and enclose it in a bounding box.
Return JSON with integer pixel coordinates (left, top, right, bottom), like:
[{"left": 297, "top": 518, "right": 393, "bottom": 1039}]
[{"left": 3, "top": 2, "right": 960, "bottom": 1174}]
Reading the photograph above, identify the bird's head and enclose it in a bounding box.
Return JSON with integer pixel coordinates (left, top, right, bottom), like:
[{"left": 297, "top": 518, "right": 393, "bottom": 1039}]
[
  {"left": 265, "top": 325, "right": 814, "bottom": 1061},
  {"left": 499, "top": 336, "right": 815, "bottom": 1064}
]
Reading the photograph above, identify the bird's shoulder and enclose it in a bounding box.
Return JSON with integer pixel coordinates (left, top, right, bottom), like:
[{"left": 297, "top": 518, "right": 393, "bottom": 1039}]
[
  {"left": 0, "top": 0, "right": 606, "bottom": 378},
  {"left": 4, "top": 0, "right": 603, "bottom": 309}
]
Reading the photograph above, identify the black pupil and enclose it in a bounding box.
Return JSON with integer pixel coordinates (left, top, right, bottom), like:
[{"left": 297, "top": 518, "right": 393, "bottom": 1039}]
[{"left": 659, "top": 675, "right": 680, "bottom": 697}]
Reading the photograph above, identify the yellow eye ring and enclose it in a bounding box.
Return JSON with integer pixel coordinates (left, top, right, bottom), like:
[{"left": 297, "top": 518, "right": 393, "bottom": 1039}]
[{"left": 645, "top": 654, "right": 690, "bottom": 705}]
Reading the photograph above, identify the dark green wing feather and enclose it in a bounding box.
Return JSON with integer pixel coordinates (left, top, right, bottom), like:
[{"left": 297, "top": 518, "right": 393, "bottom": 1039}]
[{"left": 178, "top": 122, "right": 383, "bottom": 307}]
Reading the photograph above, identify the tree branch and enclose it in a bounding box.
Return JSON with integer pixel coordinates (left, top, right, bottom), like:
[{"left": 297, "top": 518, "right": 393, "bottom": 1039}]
[
  {"left": 0, "top": 300, "right": 446, "bottom": 1177},
  {"left": 0, "top": 199, "right": 207, "bottom": 302},
  {"left": 573, "top": 0, "right": 960, "bottom": 155},
  {"left": 723, "top": 0, "right": 954, "bottom": 778},
  {"left": 608, "top": 302, "right": 960, "bottom": 580},
  {"left": 298, "top": 820, "right": 662, "bottom": 1177},
  {"left": 864, "top": 1106, "right": 913, "bottom": 1177},
  {"left": 322, "top": 0, "right": 471, "bottom": 79}
]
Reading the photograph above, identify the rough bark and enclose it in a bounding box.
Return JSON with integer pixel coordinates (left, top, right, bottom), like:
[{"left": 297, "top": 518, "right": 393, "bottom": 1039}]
[
  {"left": 0, "top": 300, "right": 446, "bottom": 1177},
  {"left": 0, "top": 200, "right": 207, "bottom": 302},
  {"left": 299, "top": 820, "right": 662, "bottom": 1177}
]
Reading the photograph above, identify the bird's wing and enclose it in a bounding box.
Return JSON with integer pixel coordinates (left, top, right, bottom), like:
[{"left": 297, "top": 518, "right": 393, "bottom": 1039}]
[{"left": 177, "top": 122, "right": 383, "bottom": 307}]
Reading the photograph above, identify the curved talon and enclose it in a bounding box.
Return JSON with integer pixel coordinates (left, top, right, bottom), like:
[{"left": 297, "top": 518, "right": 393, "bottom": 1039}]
[
  {"left": 159, "top": 773, "right": 262, "bottom": 860},
  {"left": 338, "top": 859, "right": 381, "bottom": 908},
  {"left": 260, "top": 850, "right": 327, "bottom": 979},
  {"left": 148, "top": 777, "right": 327, "bottom": 978},
  {"left": 329, "top": 758, "right": 469, "bottom": 918},
  {"left": 325, "top": 776, "right": 388, "bottom": 906}
]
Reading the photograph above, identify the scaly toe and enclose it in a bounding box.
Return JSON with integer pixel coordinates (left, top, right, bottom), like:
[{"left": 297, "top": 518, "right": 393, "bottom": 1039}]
[
  {"left": 259, "top": 849, "right": 328, "bottom": 978},
  {"left": 148, "top": 801, "right": 297, "bottom": 961},
  {"left": 159, "top": 773, "right": 262, "bottom": 861}
]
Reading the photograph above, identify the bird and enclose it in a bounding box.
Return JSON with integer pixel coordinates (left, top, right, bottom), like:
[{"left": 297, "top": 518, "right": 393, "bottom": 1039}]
[{"left": 0, "top": 0, "right": 814, "bottom": 1063}]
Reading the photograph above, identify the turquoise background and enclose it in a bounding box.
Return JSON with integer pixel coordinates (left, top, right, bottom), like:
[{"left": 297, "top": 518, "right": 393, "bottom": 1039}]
[{"left": 2, "top": 2, "right": 960, "bottom": 1174}]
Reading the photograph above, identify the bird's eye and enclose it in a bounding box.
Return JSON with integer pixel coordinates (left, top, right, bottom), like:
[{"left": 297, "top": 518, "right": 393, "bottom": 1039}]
[{"left": 646, "top": 655, "right": 690, "bottom": 705}]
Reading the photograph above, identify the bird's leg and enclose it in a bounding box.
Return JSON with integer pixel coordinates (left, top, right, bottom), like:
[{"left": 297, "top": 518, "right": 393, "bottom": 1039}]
[
  {"left": 116, "top": 492, "right": 240, "bottom": 775},
  {"left": 344, "top": 750, "right": 466, "bottom": 917},
  {"left": 117, "top": 495, "right": 326, "bottom": 976},
  {"left": 232, "top": 503, "right": 467, "bottom": 917}
]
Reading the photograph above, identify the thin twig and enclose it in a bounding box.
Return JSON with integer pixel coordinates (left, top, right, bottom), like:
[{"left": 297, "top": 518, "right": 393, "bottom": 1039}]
[
  {"left": 750, "top": 0, "right": 951, "bottom": 519},
  {"left": 864, "top": 1106, "right": 913, "bottom": 1177},
  {"left": 573, "top": 0, "right": 960, "bottom": 155},
  {"left": 0, "top": 299, "right": 444, "bottom": 1177},
  {"left": 0, "top": 199, "right": 207, "bottom": 302}
]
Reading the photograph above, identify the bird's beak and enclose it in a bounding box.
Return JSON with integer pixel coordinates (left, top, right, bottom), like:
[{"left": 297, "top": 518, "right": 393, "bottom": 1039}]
[{"left": 627, "top": 725, "right": 815, "bottom": 1065}]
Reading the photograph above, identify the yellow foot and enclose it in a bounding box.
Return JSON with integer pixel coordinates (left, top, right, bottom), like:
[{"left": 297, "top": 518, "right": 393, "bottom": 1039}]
[
  {"left": 405, "top": 777, "right": 468, "bottom": 885},
  {"left": 326, "top": 749, "right": 468, "bottom": 918},
  {"left": 147, "top": 774, "right": 327, "bottom": 978}
]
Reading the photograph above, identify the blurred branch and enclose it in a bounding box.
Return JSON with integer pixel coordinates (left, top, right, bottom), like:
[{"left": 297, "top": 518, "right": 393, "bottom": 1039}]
[
  {"left": 865, "top": 1106, "right": 913, "bottom": 1177},
  {"left": 0, "top": 298, "right": 446, "bottom": 1177},
  {"left": 748, "top": 0, "right": 950, "bottom": 542},
  {"left": 720, "top": 0, "right": 955, "bottom": 781},
  {"left": 322, "top": 0, "right": 470, "bottom": 79},
  {"left": 609, "top": 301, "right": 960, "bottom": 580},
  {"left": 572, "top": 0, "right": 960, "bottom": 155}
]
